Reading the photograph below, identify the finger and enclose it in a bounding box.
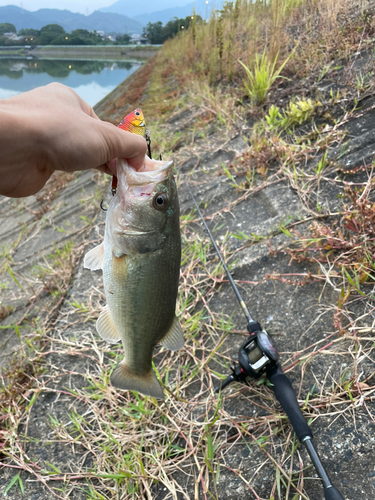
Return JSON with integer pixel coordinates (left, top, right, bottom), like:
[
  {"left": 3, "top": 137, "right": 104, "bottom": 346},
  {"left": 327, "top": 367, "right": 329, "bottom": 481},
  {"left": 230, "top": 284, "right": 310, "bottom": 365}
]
[
  {"left": 106, "top": 158, "right": 117, "bottom": 176},
  {"left": 99, "top": 122, "right": 147, "bottom": 169},
  {"left": 87, "top": 107, "right": 100, "bottom": 120},
  {"left": 96, "top": 164, "right": 113, "bottom": 175}
]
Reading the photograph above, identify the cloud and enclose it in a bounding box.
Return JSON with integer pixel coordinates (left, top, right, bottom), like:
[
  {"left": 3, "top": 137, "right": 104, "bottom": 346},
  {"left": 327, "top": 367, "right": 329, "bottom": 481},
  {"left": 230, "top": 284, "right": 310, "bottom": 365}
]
[{"left": 70, "top": 81, "right": 116, "bottom": 106}]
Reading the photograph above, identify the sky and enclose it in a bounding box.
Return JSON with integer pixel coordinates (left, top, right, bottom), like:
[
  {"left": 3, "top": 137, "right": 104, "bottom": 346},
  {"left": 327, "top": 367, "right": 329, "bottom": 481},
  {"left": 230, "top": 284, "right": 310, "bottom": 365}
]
[
  {"left": 0, "top": 0, "right": 117, "bottom": 14},
  {"left": 0, "top": 0, "right": 206, "bottom": 16}
]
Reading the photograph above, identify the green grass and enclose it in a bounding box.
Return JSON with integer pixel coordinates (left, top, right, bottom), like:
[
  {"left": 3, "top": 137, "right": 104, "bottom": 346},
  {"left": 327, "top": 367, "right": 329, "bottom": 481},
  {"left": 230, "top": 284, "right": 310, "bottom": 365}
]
[{"left": 239, "top": 49, "right": 292, "bottom": 104}]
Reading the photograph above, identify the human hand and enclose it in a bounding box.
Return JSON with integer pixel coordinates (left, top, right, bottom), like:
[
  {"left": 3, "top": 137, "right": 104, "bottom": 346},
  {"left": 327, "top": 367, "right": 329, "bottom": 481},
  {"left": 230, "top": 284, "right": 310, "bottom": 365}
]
[{"left": 0, "top": 83, "right": 147, "bottom": 198}]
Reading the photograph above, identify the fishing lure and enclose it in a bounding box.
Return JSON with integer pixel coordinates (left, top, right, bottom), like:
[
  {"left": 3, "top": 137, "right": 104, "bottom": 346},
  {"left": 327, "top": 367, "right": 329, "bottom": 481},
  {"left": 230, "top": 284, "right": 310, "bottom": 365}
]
[
  {"left": 101, "top": 109, "right": 152, "bottom": 211},
  {"left": 118, "top": 108, "right": 146, "bottom": 137}
]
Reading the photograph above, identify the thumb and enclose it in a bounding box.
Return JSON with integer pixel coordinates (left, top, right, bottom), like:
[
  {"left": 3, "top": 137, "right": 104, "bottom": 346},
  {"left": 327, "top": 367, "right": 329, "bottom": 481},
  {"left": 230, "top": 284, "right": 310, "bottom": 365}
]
[{"left": 99, "top": 121, "right": 147, "bottom": 170}]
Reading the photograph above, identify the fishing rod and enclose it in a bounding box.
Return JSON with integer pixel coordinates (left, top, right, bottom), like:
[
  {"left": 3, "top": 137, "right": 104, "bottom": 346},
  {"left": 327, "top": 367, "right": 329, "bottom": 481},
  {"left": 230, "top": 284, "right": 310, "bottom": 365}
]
[{"left": 181, "top": 177, "right": 345, "bottom": 500}]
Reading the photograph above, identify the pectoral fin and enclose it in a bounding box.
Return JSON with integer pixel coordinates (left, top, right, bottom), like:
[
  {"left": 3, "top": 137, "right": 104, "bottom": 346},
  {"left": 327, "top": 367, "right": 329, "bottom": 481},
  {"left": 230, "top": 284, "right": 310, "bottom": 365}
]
[
  {"left": 111, "top": 362, "right": 165, "bottom": 399},
  {"left": 160, "top": 316, "right": 184, "bottom": 351},
  {"left": 84, "top": 242, "right": 104, "bottom": 270},
  {"left": 96, "top": 305, "right": 121, "bottom": 344}
]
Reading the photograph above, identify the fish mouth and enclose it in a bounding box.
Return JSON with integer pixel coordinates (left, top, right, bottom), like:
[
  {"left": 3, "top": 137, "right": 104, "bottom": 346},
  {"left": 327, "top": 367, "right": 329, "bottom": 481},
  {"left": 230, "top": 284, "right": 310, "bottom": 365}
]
[
  {"left": 122, "top": 229, "right": 153, "bottom": 236},
  {"left": 118, "top": 157, "right": 174, "bottom": 187},
  {"left": 119, "top": 217, "right": 155, "bottom": 236}
]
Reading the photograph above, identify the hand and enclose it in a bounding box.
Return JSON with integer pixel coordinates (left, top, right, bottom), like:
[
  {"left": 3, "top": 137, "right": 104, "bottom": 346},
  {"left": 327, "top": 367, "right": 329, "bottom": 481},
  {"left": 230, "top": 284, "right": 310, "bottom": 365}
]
[{"left": 0, "top": 83, "right": 147, "bottom": 198}]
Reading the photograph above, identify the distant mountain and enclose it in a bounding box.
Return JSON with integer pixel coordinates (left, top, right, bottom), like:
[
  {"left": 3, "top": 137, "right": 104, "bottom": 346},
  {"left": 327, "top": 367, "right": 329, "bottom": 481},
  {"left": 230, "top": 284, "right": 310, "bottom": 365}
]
[
  {"left": 0, "top": 5, "right": 143, "bottom": 34},
  {"left": 101, "top": 0, "right": 225, "bottom": 26},
  {"left": 134, "top": 1, "right": 225, "bottom": 26}
]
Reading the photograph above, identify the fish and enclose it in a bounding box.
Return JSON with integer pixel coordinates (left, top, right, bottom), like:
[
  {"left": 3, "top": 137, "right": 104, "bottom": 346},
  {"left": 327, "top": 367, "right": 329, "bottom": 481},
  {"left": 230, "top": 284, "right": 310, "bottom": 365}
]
[{"left": 84, "top": 155, "right": 183, "bottom": 400}]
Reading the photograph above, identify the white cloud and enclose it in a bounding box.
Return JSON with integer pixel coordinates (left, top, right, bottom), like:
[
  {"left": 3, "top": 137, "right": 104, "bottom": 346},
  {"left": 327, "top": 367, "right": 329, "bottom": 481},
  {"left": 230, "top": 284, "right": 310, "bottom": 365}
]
[{"left": 70, "top": 81, "right": 116, "bottom": 106}]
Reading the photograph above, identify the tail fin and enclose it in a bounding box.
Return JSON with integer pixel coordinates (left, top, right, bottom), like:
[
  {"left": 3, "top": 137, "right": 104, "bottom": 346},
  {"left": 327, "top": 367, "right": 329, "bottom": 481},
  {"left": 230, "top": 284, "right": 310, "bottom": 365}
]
[{"left": 110, "top": 362, "right": 164, "bottom": 400}]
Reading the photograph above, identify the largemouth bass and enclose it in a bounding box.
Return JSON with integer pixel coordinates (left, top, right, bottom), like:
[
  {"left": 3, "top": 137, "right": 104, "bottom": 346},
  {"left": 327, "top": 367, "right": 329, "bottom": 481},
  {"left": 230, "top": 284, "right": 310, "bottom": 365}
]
[{"left": 84, "top": 155, "right": 183, "bottom": 400}]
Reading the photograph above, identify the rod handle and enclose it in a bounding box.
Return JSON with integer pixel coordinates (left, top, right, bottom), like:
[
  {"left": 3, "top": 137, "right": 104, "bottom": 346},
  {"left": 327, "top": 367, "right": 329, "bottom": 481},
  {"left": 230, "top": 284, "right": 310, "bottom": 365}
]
[
  {"left": 267, "top": 365, "right": 313, "bottom": 443},
  {"left": 324, "top": 486, "right": 345, "bottom": 500}
]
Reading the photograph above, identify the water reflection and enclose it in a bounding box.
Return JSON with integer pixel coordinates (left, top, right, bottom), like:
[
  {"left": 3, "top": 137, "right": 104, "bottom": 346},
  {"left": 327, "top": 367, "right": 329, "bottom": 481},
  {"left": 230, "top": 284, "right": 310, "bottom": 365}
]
[{"left": 0, "top": 58, "right": 142, "bottom": 105}]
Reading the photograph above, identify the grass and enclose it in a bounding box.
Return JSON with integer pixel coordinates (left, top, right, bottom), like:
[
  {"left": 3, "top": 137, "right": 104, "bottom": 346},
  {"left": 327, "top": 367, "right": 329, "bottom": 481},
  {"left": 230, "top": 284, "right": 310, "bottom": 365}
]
[
  {"left": 239, "top": 49, "right": 292, "bottom": 105},
  {"left": 2, "top": 0, "right": 375, "bottom": 498}
]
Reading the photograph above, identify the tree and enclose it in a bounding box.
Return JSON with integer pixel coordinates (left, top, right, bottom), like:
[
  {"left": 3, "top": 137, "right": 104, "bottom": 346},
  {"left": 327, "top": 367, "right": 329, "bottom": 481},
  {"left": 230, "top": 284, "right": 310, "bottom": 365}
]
[
  {"left": 116, "top": 33, "right": 131, "bottom": 44},
  {"left": 40, "top": 24, "right": 65, "bottom": 34},
  {"left": 162, "top": 17, "right": 179, "bottom": 40},
  {"left": 71, "top": 29, "right": 91, "bottom": 38},
  {"left": 71, "top": 29, "right": 103, "bottom": 45},
  {"left": 50, "top": 34, "right": 88, "bottom": 45},
  {"left": 39, "top": 25, "right": 65, "bottom": 45},
  {"left": 18, "top": 28, "right": 40, "bottom": 36},
  {"left": 143, "top": 16, "right": 203, "bottom": 45},
  {"left": 0, "top": 23, "right": 16, "bottom": 35},
  {"left": 143, "top": 21, "right": 164, "bottom": 44}
]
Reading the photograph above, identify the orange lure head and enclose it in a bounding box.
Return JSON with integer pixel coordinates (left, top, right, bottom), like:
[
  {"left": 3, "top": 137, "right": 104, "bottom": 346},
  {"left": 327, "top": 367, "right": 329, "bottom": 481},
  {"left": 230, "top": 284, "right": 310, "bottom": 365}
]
[
  {"left": 117, "top": 109, "right": 146, "bottom": 138},
  {"left": 111, "top": 109, "right": 147, "bottom": 194}
]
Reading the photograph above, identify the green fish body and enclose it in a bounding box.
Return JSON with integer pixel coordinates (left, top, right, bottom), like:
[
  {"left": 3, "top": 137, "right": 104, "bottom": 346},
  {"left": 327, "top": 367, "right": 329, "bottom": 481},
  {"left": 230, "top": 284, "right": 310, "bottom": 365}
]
[{"left": 84, "top": 157, "right": 182, "bottom": 399}]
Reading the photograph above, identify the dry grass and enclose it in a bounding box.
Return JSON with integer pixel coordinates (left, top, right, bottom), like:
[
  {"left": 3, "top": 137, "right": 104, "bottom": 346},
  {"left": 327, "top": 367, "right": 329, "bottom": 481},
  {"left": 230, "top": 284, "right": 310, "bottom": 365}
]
[{"left": 2, "top": 193, "right": 375, "bottom": 499}]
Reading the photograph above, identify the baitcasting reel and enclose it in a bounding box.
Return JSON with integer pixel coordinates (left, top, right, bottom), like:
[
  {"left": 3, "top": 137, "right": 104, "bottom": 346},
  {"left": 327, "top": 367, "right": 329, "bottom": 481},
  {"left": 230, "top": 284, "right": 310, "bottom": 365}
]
[
  {"left": 215, "top": 321, "right": 344, "bottom": 500},
  {"left": 217, "top": 321, "right": 278, "bottom": 391}
]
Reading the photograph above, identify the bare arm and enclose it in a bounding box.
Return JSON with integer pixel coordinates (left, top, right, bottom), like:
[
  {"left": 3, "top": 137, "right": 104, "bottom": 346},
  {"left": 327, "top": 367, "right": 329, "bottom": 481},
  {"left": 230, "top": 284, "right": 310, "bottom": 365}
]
[{"left": 0, "top": 83, "right": 146, "bottom": 198}]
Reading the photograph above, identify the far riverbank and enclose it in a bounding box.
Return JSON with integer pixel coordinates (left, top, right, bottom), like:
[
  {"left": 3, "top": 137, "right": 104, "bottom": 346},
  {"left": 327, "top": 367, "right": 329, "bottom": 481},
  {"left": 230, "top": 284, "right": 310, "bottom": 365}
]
[{"left": 0, "top": 45, "right": 160, "bottom": 61}]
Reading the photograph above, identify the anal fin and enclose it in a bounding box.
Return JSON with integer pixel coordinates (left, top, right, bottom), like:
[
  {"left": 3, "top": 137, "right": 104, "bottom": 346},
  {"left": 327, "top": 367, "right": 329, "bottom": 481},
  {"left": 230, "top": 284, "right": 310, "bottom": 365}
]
[
  {"left": 160, "top": 316, "right": 184, "bottom": 351},
  {"left": 84, "top": 242, "right": 104, "bottom": 270},
  {"left": 111, "top": 362, "right": 164, "bottom": 399},
  {"left": 96, "top": 305, "right": 121, "bottom": 344}
]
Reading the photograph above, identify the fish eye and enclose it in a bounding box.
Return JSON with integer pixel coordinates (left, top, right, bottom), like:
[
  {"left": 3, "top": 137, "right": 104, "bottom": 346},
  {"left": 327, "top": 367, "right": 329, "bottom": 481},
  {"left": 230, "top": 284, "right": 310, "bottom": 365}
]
[{"left": 153, "top": 193, "right": 168, "bottom": 211}]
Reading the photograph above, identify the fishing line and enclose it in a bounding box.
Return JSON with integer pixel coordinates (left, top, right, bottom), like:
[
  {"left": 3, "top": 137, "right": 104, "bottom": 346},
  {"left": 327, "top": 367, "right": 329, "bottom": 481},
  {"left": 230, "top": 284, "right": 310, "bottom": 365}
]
[{"left": 181, "top": 176, "right": 254, "bottom": 325}]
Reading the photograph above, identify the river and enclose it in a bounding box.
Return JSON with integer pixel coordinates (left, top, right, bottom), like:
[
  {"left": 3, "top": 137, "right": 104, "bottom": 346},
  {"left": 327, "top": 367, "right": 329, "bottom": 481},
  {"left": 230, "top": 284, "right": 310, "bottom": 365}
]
[{"left": 0, "top": 57, "right": 143, "bottom": 106}]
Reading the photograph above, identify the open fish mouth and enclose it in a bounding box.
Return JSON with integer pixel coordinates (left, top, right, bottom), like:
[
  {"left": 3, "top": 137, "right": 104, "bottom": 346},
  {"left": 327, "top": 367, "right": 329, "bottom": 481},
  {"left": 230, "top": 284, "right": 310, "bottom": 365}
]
[{"left": 118, "top": 157, "right": 174, "bottom": 187}]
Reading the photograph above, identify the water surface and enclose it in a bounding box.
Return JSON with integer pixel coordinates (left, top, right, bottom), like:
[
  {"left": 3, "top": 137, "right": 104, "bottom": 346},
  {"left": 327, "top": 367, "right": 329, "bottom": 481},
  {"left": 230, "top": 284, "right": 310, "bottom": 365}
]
[{"left": 0, "top": 57, "right": 142, "bottom": 106}]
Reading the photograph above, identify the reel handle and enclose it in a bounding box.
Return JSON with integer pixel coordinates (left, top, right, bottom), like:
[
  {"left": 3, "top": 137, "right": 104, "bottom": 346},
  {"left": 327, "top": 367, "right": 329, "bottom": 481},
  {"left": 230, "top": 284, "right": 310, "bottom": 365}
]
[{"left": 267, "top": 364, "right": 313, "bottom": 442}]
